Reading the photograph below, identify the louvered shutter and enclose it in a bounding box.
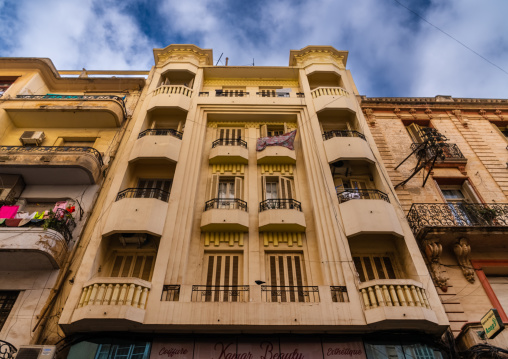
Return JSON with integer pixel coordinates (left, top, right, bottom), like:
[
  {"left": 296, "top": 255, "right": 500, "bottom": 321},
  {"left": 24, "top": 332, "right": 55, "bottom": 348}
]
[
  {"left": 207, "top": 174, "right": 219, "bottom": 200},
  {"left": 111, "top": 256, "right": 124, "bottom": 277},
  {"left": 267, "top": 254, "right": 306, "bottom": 302},
  {"left": 261, "top": 176, "right": 267, "bottom": 201},
  {"left": 407, "top": 123, "right": 425, "bottom": 143},
  {"left": 234, "top": 177, "right": 243, "bottom": 201},
  {"left": 203, "top": 254, "right": 242, "bottom": 302}
]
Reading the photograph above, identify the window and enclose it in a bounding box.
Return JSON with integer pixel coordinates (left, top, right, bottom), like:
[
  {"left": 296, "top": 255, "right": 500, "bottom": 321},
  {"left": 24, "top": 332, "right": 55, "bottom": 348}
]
[
  {"left": 95, "top": 343, "right": 151, "bottom": 359},
  {"left": 136, "top": 178, "right": 172, "bottom": 201},
  {"left": 0, "top": 77, "right": 17, "bottom": 97},
  {"left": 365, "top": 342, "right": 443, "bottom": 359},
  {"left": 437, "top": 181, "right": 481, "bottom": 225},
  {"left": 266, "top": 253, "right": 309, "bottom": 302},
  {"left": 0, "top": 291, "right": 19, "bottom": 331},
  {"left": 216, "top": 127, "right": 244, "bottom": 145},
  {"left": 353, "top": 255, "right": 397, "bottom": 282},
  {"left": 202, "top": 253, "right": 243, "bottom": 301},
  {"left": 260, "top": 124, "right": 288, "bottom": 137},
  {"left": 406, "top": 123, "right": 427, "bottom": 144},
  {"left": 55, "top": 137, "right": 97, "bottom": 147},
  {"left": 110, "top": 253, "right": 155, "bottom": 281},
  {"left": 261, "top": 176, "right": 294, "bottom": 200},
  {"left": 207, "top": 175, "right": 244, "bottom": 206}
]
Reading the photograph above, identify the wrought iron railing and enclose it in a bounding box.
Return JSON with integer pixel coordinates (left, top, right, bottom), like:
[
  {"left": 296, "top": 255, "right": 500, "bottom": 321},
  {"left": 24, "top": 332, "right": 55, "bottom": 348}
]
[
  {"left": 256, "top": 91, "right": 290, "bottom": 98},
  {"left": 296, "top": 93, "right": 305, "bottom": 98},
  {"left": 0, "top": 146, "right": 104, "bottom": 167},
  {"left": 259, "top": 199, "right": 302, "bottom": 212},
  {"left": 115, "top": 188, "right": 171, "bottom": 202},
  {"left": 331, "top": 286, "right": 349, "bottom": 302},
  {"left": 161, "top": 285, "right": 180, "bottom": 301},
  {"left": 410, "top": 142, "right": 466, "bottom": 161},
  {"left": 0, "top": 340, "right": 17, "bottom": 359},
  {"left": 322, "top": 130, "right": 366, "bottom": 141},
  {"left": 191, "top": 285, "right": 249, "bottom": 302},
  {"left": 407, "top": 203, "right": 508, "bottom": 239},
  {"left": 261, "top": 285, "right": 320, "bottom": 303},
  {"left": 211, "top": 138, "right": 247, "bottom": 148},
  {"left": 46, "top": 208, "right": 76, "bottom": 242},
  {"left": 199, "top": 92, "right": 209, "bottom": 97},
  {"left": 337, "top": 189, "right": 390, "bottom": 203},
  {"left": 215, "top": 90, "right": 249, "bottom": 97},
  {"left": 204, "top": 198, "right": 247, "bottom": 211},
  {"left": 138, "top": 128, "right": 183, "bottom": 140}
]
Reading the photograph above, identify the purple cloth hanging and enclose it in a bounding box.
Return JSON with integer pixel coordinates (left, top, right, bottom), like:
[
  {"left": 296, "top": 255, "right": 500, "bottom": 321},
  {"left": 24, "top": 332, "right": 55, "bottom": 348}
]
[
  {"left": 256, "top": 130, "right": 297, "bottom": 151},
  {"left": 0, "top": 206, "right": 19, "bottom": 219}
]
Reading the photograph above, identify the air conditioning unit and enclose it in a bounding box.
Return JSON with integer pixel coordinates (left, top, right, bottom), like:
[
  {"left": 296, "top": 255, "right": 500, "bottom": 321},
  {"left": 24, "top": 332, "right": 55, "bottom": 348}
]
[
  {"left": 20, "top": 131, "right": 45, "bottom": 146},
  {"left": 16, "top": 345, "right": 56, "bottom": 359},
  {"left": 119, "top": 233, "right": 148, "bottom": 246}
]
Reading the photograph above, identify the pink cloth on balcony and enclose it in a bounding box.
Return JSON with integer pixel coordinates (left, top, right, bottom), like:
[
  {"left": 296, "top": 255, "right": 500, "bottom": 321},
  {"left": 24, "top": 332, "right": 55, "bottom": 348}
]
[
  {"left": 53, "top": 201, "right": 67, "bottom": 213},
  {"left": 256, "top": 130, "right": 297, "bottom": 151},
  {"left": 0, "top": 206, "right": 19, "bottom": 219}
]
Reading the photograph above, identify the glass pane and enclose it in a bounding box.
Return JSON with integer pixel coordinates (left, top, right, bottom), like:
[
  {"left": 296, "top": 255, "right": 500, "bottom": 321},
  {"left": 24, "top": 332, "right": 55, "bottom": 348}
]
[
  {"left": 441, "top": 189, "right": 464, "bottom": 200},
  {"left": 365, "top": 343, "right": 405, "bottom": 359},
  {"left": 487, "top": 276, "right": 508, "bottom": 314}
]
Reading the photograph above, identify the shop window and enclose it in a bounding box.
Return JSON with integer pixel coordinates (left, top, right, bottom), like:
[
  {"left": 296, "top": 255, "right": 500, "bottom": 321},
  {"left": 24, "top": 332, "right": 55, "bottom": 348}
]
[
  {"left": 95, "top": 343, "right": 151, "bottom": 359},
  {"left": 353, "top": 255, "right": 397, "bottom": 282},
  {"left": 0, "top": 291, "right": 19, "bottom": 331},
  {"left": 365, "top": 341, "right": 443, "bottom": 359},
  {"left": 110, "top": 253, "right": 155, "bottom": 281}
]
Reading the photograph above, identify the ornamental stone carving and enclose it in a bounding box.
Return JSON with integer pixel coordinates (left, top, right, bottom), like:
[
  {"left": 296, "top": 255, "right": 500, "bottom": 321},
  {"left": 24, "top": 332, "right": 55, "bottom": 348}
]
[
  {"left": 423, "top": 239, "right": 449, "bottom": 291},
  {"left": 453, "top": 238, "right": 475, "bottom": 283}
]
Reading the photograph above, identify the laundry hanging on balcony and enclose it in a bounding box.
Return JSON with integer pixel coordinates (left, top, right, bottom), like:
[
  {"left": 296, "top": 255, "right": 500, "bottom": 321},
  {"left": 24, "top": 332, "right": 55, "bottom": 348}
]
[
  {"left": 256, "top": 130, "right": 297, "bottom": 151},
  {"left": 0, "top": 205, "right": 19, "bottom": 219}
]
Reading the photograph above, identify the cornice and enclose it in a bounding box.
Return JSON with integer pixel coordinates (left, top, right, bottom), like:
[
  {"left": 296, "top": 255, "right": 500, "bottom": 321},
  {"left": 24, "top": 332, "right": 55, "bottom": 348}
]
[
  {"left": 289, "top": 46, "right": 348, "bottom": 68},
  {"left": 153, "top": 44, "right": 213, "bottom": 67}
]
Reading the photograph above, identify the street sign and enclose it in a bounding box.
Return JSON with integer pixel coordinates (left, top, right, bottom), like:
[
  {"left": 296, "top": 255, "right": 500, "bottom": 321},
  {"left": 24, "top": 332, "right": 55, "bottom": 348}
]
[{"left": 481, "top": 309, "right": 505, "bottom": 339}]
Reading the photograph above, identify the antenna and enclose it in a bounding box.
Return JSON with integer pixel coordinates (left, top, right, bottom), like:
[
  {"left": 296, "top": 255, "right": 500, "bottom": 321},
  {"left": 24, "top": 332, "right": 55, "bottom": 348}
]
[
  {"left": 215, "top": 53, "right": 224, "bottom": 66},
  {"left": 253, "top": 58, "right": 255, "bottom": 66}
]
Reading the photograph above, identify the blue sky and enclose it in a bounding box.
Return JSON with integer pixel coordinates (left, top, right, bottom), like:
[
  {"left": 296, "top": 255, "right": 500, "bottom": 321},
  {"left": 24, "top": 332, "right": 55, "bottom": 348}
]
[{"left": 0, "top": 0, "right": 507, "bottom": 98}]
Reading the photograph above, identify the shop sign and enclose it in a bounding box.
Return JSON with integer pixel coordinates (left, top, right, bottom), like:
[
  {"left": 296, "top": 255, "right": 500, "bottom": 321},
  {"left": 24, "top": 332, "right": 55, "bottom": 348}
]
[
  {"left": 151, "top": 338, "right": 366, "bottom": 359},
  {"left": 481, "top": 308, "right": 505, "bottom": 339}
]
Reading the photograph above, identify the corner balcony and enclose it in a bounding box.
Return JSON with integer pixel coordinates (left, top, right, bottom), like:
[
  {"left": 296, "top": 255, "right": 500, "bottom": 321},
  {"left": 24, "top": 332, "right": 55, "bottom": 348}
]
[
  {"left": 102, "top": 188, "right": 170, "bottom": 237},
  {"left": 259, "top": 199, "right": 306, "bottom": 232},
  {"left": 129, "top": 129, "right": 183, "bottom": 163},
  {"left": 410, "top": 143, "right": 467, "bottom": 166},
  {"left": 407, "top": 203, "right": 508, "bottom": 244},
  {"left": 200, "top": 198, "right": 249, "bottom": 231},
  {"left": 0, "top": 146, "right": 103, "bottom": 185},
  {"left": 323, "top": 131, "right": 375, "bottom": 163},
  {"left": 71, "top": 277, "right": 150, "bottom": 328},
  {"left": 359, "top": 279, "right": 439, "bottom": 329},
  {"left": 338, "top": 189, "right": 404, "bottom": 238},
  {"left": 310, "top": 87, "right": 356, "bottom": 113},
  {"left": 209, "top": 139, "right": 248, "bottom": 165},
  {"left": 4, "top": 94, "right": 126, "bottom": 127},
  {"left": 147, "top": 85, "right": 193, "bottom": 112}
]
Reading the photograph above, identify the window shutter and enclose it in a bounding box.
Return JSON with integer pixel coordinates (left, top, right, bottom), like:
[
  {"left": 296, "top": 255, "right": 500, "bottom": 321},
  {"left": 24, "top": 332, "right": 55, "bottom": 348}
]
[
  {"left": 208, "top": 174, "right": 219, "bottom": 200},
  {"left": 260, "top": 125, "right": 268, "bottom": 137},
  {"left": 406, "top": 123, "right": 425, "bottom": 143},
  {"left": 234, "top": 177, "right": 243, "bottom": 200},
  {"left": 334, "top": 177, "right": 344, "bottom": 191},
  {"left": 261, "top": 176, "right": 267, "bottom": 201},
  {"left": 283, "top": 122, "right": 288, "bottom": 134},
  {"left": 462, "top": 180, "right": 481, "bottom": 203},
  {"left": 353, "top": 257, "right": 365, "bottom": 282},
  {"left": 383, "top": 257, "right": 396, "bottom": 279},
  {"left": 111, "top": 255, "right": 124, "bottom": 277},
  {"left": 121, "top": 256, "right": 133, "bottom": 277},
  {"left": 282, "top": 177, "right": 294, "bottom": 199},
  {"left": 142, "top": 255, "right": 154, "bottom": 281},
  {"left": 132, "top": 256, "right": 144, "bottom": 278}
]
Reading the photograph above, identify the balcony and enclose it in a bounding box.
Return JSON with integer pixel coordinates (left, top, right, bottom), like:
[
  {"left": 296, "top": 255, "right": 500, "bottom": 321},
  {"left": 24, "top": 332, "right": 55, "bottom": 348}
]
[
  {"left": 261, "top": 285, "right": 319, "bottom": 303},
  {"left": 310, "top": 87, "right": 356, "bottom": 113},
  {"left": 323, "top": 130, "right": 375, "bottom": 163},
  {"left": 147, "top": 85, "right": 193, "bottom": 112},
  {"left": 71, "top": 277, "right": 150, "bottom": 326},
  {"left": 191, "top": 285, "right": 249, "bottom": 302},
  {"left": 129, "top": 129, "right": 183, "bottom": 163},
  {"left": 197, "top": 91, "right": 304, "bottom": 105},
  {"left": 3, "top": 94, "right": 126, "bottom": 127},
  {"left": 258, "top": 199, "right": 306, "bottom": 232},
  {"left": 359, "top": 279, "right": 439, "bottom": 328},
  {"left": 337, "top": 189, "right": 404, "bottom": 238},
  {"left": 407, "top": 203, "right": 508, "bottom": 244},
  {"left": 256, "top": 146, "right": 296, "bottom": 165},
  {"left": 209, "top": 139, "right": 248, "bottom": 165},
  {"left": 410, "top": 142, "right": 467, "bottom": 165},
  {"left": 200, "top": 198, "right": 249, "bottom": 231},
  {"left": 0, "top": 146, "right": 104, "bottom": 185},
  {"left": 102, "top": 188, "right": 170, "bottom": 237}
]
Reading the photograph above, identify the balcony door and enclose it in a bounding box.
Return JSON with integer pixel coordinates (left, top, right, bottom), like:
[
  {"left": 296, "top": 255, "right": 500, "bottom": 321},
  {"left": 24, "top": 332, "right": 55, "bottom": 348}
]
[
  {"left": 353, "top": 255, "right": 397, "bottom": 282},
  {"left": 202, "top": 253, "right": 243, "bottom": 302},
  {"left": 262, "top": 176, "right": 294, "bottom": 201},
  {"left": 136, "top": 178, "right": 172, "bottom": 201},
  {"left": 217, "top": 127, "right": 243, "bottom": 144},
  {"left": 438, "top": 182, "right": 480, "bottom": 225},
  {"left": 266, "top": 253, "right": 307, "bottom": 302}
]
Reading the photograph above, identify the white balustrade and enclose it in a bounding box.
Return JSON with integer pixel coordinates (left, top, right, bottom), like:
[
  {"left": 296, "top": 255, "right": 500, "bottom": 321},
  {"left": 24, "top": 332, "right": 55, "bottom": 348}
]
[
  {"left": 310, "top": 87, "right": 349, "bottom": 98},
  {"left": 153, "top": 85, "right": 193, "bottom": 97},
  {"left": 77, "top": 280, "right": 150, "bottom": 309},
  {"left": 359, "top": 279, "right": 430, "bottom": 310}
]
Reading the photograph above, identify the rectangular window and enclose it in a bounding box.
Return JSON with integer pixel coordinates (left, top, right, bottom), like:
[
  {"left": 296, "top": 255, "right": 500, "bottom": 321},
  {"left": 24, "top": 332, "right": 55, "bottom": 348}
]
[
  {"left": 353, "top": 255, "right": 397, "bottom": 282},
  {"left": 217, "top": 127, "right": 243, "bottom": 142},
  {"left": 0, "top": 291, "right": 19, "bottom": 331},
  {"left": 110, "top": 253, "right": 155, "bottom": 281},
  {"left": 0, "top": 77, "right": 17, "bottom": 97},
  {"left": 262, "top": 176, "right": 295, "bottom": 201},
  {"left": 95, "top": 343, "right": 151, "bottom": 359},
  {"left": 202, "top": 253, "right": 243, "bottom": 302},
  {"left": 266, "top": 253, "right": 311, "bottom": 302},
  {"left": 136, "top": 178, "right": 172, "bottom": 201},
  {"left": 365, "top": 342, "right": 442, "bottom": 359},
  {"left": 207, "top": 175, "right": 244, "bottom": 205}
]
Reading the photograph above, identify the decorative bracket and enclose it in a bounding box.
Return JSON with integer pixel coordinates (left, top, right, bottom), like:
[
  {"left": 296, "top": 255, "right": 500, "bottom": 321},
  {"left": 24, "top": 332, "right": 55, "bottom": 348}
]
[
  {"left": 423, "top": 239, "right": 449, "bottom": 291},
  {"left": 453, "top": 238, "right": 475, "bottom": 283},
  {"left": 364, "top": 108, "right": 375, "bottom": 126}
]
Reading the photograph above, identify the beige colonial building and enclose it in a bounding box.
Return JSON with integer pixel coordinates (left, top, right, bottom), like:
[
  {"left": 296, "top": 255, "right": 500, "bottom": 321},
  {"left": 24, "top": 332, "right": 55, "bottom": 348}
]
[
  {"left": 12, "top": 45, "right": 451, "bottom": 359},
  {"left": 361, "top": 96, "right": 508, "bottom": 353},
  {"left": 0, "top": 59, "right": 144, "bottom": 354}
]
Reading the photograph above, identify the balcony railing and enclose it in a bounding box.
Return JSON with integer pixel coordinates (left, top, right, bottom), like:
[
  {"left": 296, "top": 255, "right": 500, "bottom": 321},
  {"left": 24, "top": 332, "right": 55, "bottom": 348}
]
[
  {"left": 0, "top": 340, "right": 16, "bottom": 359},
  {"left": 191, "top": 285, "right": 249, "bottom": 302},
  {"left": 215, "top": 90, "right": 249, "bottom": 97},
  {"left": 153, "top": 85, "right": 193, "bottom": 98},
  {"left": 410, "top": 142, "right": 466, "bottom": 162},
  {"left": 16, "top": 94, "right": 125, "bottom": 107},
  {"left": 204, "top": 198, "right": 247, "bottom": 211},
  {"left": 161, "top": 285, "right": 180, "bottom": 301},
  {"left": 115, "top": 188, "right": 171, "bottom": 202},
  {"left": 77, "top": 280, "right": 150, "bottom": 309},
  {"left": 46, "top": 208, "right": 76, "bottom": 242},
  {"left": 311, "top": 87, "right": 349, "bottom": 98},
  {"left": 359, "top": 280, "right": 430, "bottom": 310},
  {"left": 337, "top": 189, "right": 390, "bottom": 203},
  {"left": 259, "top": 199, "right": 302, "bottom": 212},
  {"left": 0, "top": 146, "right": 104, "bottom": 167},
  {"left": 322, "top": 130, "right": 366, "bottom": 141},
  {"left": 211, "top": 138, "right": 247, "bottom": 148},
  {"left": 138, "top": 128, "right": 183, "bottom": 140},
  {"left": 261, "top": 285, "right": 320, "bottom": 303},
  {"left": 407, "top": 203, "right": 508, "bottom": 239},
  {"left": 331, "top": 286, "right": 349, "bottom": 302}
]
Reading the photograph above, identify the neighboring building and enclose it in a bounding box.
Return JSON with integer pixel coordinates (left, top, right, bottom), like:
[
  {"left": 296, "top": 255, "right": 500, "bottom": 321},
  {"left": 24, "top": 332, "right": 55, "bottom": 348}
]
[
  {"left": 361, "top": 96, "right": 508, "bottom": 353},
  {"left": 0, "top": 59, "right": 145, "bottom": 353},
  {"left": 38, "top": 45, "right": 450, "bottom": 358}
]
